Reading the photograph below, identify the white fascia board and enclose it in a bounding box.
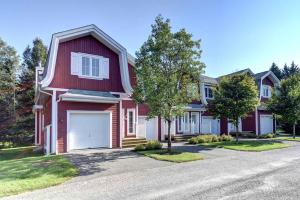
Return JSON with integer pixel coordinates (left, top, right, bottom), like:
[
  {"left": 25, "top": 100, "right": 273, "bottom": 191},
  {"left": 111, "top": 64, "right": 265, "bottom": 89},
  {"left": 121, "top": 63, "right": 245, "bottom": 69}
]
[
  {"left": 60, "top": 93, "right": 120, "bottom": 103},
  {"left": 41, "top": 25, "right": 133, "bottom": 94},
  {"left": 261, "top": 71, "right": 280, "bottom": 85}
]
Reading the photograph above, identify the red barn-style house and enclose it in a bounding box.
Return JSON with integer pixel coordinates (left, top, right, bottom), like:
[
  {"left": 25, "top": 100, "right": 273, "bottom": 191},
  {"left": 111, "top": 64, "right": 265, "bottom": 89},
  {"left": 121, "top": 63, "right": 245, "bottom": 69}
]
[{"left": 34, "top": 25, "right": 280, "bottom": 154}]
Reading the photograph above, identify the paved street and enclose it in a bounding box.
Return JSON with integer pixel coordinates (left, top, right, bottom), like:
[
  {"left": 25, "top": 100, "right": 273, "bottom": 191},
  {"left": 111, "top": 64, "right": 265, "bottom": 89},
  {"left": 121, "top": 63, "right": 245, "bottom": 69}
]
[{"left": 2, "top": 141, "right": 300, "bottom": 200}]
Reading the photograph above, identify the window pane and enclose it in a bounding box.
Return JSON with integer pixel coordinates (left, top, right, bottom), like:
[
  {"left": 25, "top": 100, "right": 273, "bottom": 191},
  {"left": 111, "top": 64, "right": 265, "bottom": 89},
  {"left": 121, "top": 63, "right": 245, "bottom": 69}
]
[
  {"left": 92, "top": 58, "right": 100, "bottom": 77},
  {"left": 129, "top": 111, "right": 134, "bottom": 133},
  {"left": 82, "top": 57, "right": 90, "bottom": 76},
  {"left": 205, "top": 88, "right": 208, "bottom": 97}
]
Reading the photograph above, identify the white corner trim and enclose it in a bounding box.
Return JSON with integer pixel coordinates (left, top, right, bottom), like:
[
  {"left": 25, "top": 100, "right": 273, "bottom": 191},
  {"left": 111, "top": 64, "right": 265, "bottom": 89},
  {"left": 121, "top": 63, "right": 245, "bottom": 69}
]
[
  {"left": 51, "top": 90, "right": 58, "bottom": 154},
  {"left": 200, "top": 82, "right": 208, "bottom": 105},
  {"left": 66, "top": 110, "right": 113, "bottom": 152},
  {"left": 41, "top": 25, "right": 133, "bottom": 94}
]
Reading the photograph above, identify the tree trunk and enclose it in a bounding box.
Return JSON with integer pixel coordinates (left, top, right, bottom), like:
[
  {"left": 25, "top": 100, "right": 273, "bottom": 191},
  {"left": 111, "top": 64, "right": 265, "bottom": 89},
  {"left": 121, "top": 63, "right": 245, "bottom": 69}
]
[
  {"left": 293, "top": 123, "right": 296, "bottom": 139},
  {"left": 235, "top": 123, "right": 239, "bottom": 143},
  {"left": 167, "top": 119, "right": 172, "bottom": 154}
]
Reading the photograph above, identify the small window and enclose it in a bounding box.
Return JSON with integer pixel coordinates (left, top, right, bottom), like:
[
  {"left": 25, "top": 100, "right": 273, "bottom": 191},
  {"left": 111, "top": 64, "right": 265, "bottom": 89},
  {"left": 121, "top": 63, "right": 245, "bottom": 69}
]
[
  {"left": 205, "top": 86, "right": 214, "bottom": 99},
  {"left": 82, "top": 56, "right": 90, "bottom": 76},
  {"left": 92, "top": 58, "right": 100, "bottom": 77},
  {"left": 262, "top": 85, "right": 271, "bottom": 98},
  {"left": 127, "top": 109, "right": 135, "bottom": 134}
]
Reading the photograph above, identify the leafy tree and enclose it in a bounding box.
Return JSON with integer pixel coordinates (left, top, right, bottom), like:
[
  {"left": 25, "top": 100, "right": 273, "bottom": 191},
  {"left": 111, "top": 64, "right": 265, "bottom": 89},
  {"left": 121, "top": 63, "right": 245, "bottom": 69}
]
[
  {"left": 133, "top": 15, "right": 205, "bottom": 152},
  {"left": 270, "top": 62, "right": 282, "bottom": 80},
  {"left": 14, "top": 38, "right": 47, "bottom": 143},
  {"left": 210, "top": 74, "right": 259, "bottom": 142},
  {"left": 267, "top": 74, "right": 300, "bottom": 138},
  {"left": 0, "top": 38, "right": 19, "bottom": 136}
]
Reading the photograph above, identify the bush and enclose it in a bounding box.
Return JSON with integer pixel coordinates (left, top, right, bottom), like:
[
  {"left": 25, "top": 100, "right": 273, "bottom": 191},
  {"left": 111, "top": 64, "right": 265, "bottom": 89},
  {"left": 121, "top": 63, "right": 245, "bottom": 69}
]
[
  {"left": 134, "top": 144, "right": 146, "bottom": 151},
  {"left": 145, "top": 140, "right": 163, "bottom": 150},
  {"left": 259, "top": 133, "right": 275, "bottom": 139},
  {"left": 211, "top": 135, "right": 219, "bottom": 142},
  {"left": 219, "top": 134, "right": 234, "bottom": 142},
  {"left": 188, "top": 137, "right": 198, "bottom": 144},
  {"left": 197, "top": 137, "right": 206, "bottom": 143}
]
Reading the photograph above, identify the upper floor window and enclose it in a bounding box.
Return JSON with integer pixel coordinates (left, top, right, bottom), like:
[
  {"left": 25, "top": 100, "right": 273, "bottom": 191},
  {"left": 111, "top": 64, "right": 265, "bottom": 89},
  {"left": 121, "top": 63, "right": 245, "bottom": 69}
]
[
  {"left": 71, "top": 52, "right": 109, "bottom": 80},
  {"left": 205, "top": 86, "right": 214, "bottom": 99},
  {"left": 262, "top": 85, "right": 272, "bottom": 98}
]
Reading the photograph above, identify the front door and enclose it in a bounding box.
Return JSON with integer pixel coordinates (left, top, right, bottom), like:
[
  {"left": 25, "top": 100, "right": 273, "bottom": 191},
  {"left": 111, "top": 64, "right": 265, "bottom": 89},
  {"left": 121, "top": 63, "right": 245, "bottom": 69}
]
[{"left": 191, "top": 112, "right": 199, "bottom": 134}]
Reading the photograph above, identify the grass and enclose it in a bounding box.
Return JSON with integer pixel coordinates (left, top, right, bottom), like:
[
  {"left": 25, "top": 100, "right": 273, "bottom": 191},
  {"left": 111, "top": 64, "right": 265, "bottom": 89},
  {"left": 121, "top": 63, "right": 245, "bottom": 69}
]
[
  {"left": 0, "top": 146, "right": 78, "bottom": 197},
  {"left": 200, "top": 140, "right": 290, "bottom": 152},
  {"left": 138, "top": 149, "right": 203, "bottom": 163},
  {"left": 273, "top": 137, "right": 300, "bottom": 142}
]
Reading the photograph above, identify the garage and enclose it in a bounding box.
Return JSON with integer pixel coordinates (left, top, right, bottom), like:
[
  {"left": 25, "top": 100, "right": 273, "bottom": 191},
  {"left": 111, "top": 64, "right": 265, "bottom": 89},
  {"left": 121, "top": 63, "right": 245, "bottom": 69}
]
[
  {"left": 138, "top": 116, "right": 158, "bottom": 140},
  {"left": 67, "top": 111, "right": 111, "bottom": 151},
  {"left": 202, "top": 116, "right": 220, "bottom": 134},
  {"left": 260, "top": 115, "right": 273, "bottom": 134}
]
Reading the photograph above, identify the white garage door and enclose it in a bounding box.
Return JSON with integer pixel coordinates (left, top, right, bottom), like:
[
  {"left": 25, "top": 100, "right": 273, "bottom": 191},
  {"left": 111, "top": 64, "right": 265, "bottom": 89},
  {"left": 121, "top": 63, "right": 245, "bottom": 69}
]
[
  {"left": 138, "top": 117, "right": 157, "bottom": 140},
  {"left": 68, "top": 111, "right": 111, "bottom": 151},
  {"left": 260, "top": 115, "right": 273, "bottom": 134},
  {"left": 202, "top": 117, "right": 220, "bottom": 134}
]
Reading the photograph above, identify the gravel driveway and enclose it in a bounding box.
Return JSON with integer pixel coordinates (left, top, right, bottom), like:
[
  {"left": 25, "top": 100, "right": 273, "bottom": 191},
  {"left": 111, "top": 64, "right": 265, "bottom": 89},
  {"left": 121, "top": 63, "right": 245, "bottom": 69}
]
[{"left": 3, "top": 141, "right": 300, "bottom": 200}]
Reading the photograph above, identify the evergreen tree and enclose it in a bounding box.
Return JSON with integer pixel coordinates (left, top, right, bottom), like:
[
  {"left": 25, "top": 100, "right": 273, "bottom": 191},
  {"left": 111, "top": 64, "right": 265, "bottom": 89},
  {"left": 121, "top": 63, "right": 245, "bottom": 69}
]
[
  {"left": 282, "top": 62, "right": 300, "bottom": 79},
  {"left": 269, "top": 62, "right": 282, "bottom": 80},
  {"left": 0, "top": 38, "right": 19, "bottom": 136},
  {"left": 14, "top": 38, "right": 47, "bottom": 143}
]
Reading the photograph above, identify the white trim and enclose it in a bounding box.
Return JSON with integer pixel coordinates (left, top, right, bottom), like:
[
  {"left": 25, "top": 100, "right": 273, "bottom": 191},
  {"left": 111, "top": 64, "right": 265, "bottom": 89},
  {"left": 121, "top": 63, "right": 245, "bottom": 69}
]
[
  {"left": 177, "top": 116, "right": 183, "bottom": 132},
  {"left": 127, "top": 108, "right": 136, "bottom": 135},
  {"left": 39, "top": 111, "right": 42, "bottom": 145},
  {"left": 41, "top": 114, "right": 44, "bottom": 144},
  {"left": 119, "top": 101, "right": 123, "bottom": 147},
  {"left": 35, "top": 112, "right": 37, "bottom": 145},
  {"left": 200, "top": 80, "right": 208, "bottom": 105},
  {"left": 40, "top": 25, "right": 133, "bottom": 94},
  {"left": 204, "top": 85, "right": 214, "bottom": 99},
  {"left": 66, "top": 110, "right": 113, "bottom": 152},
  {"left": 255, "top": 107, "right": 259, "bottom": 135},
  {"left": 51, "top": 90, "right": 58, "bottom": 154},
  {"left": 191, "top": 112, "right": 200, "bottom": 134},
  {"left": 59, "top": 93, "right": 120, "bottom": 103}
]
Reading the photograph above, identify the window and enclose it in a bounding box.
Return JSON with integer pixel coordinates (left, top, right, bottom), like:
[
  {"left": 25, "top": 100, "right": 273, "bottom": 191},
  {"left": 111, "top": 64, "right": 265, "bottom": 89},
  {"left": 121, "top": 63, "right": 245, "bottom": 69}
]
[
  {"left": 71, "top": 52, "right": 109, "bottom": 79},
  {"left": 127, "top": 109, "right": 135, "bottom": 134},
  {"left": 205, "top": 86, "right": 214, "bottom": 99},
  {"left": 262, "top": 85, "right": 271, "bottom": 98}
]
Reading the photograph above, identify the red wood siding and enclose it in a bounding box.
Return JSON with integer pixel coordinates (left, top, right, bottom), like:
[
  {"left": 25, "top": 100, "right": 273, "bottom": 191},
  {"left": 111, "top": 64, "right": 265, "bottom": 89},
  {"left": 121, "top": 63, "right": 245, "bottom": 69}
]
[
  {"left": 138, "top": 104, "right": 150, "bottom": 116},
  {"left": 241, "top": 112, "right": 256, "bottom": 132},
  {"left": 220, "top": 117, "right": 228, "bottom": 134},
  {"left": 57, "top": 102, "right": 120, "bottom": 153},
  {"left": 49, "top": 35, "right": 125, "bottom": 92},
  {"left": 128, "top": 63, "right": 136, "bottom": 87}
]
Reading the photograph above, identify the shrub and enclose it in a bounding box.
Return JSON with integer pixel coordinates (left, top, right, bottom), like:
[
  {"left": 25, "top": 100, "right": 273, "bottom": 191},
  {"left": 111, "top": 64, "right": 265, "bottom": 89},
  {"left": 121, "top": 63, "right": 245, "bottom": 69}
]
[
  {"left": 145, "top": 140, "right": 163, "bottom": 150},
  {"left": 219, "top": 134, "right": 234, "bottom": 142},
  {"left": 197, "top": 137, "right": 206, "bottom": 143},
  {"left": 188, "top": 137, "right": 198, "bottom": 144},
  {"left": 259, "top": 133, "right": 275, "bottom": 139},
  {"left": 134, "top": 144, "right": 146, "bottom": 151},
  {"left": 211, "top": 135, "right": 219, "bottom": 142}
]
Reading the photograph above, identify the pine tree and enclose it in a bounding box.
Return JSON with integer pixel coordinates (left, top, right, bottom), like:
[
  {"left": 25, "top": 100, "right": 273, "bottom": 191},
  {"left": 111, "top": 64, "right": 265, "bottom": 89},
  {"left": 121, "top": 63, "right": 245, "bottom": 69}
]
[
  {"left": 13, "top": 38, "right": 47, "bottom": 144},
  {"left": 0, "top": 38, "right": 19, "bottom": 136},
  {"left": 269, "top": 62, "right": 282, "bottom": 80}
]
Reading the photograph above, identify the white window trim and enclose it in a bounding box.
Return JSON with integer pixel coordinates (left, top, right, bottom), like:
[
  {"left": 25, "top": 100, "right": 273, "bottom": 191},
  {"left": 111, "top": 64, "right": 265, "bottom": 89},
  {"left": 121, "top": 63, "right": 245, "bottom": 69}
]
[
  {"left": 127, "top": 109, "right": 136, "bottom": 135},
  {"left": 262, "top": 85, "right": 272, "bottom": 98},
  {"left": 204, "top": 86, "right": 214, "bottom": 99}
]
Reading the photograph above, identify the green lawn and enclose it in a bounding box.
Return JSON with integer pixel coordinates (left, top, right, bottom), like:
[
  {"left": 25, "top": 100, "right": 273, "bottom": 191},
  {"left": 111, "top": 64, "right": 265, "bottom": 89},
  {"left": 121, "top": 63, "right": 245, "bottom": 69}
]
[
  {"left": 138, "top": 149, "right": 203, "bottom": 163},
  {"left": 273, "top": 137, "right": 300, "bottom": 142},
  {"left": 0, "top": 146, "right": 78, "bottom": 197},
  {"left": 200, "top": 140, "right": 290, "bottom": 152}
]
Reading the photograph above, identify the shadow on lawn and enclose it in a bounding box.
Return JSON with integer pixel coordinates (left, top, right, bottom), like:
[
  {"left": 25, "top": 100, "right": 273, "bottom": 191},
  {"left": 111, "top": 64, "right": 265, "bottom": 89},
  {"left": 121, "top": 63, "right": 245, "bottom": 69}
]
[{"left": 65, "top": 149, "right": 142, "bottom": 176}]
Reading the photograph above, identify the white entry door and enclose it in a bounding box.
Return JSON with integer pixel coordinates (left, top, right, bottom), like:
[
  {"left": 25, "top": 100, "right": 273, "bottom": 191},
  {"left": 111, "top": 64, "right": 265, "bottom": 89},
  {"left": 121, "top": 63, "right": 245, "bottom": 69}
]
[
  {"left": 202, "top": 116, "right": 220, "bottom": 134},
  {"left": 191, "top": 112, "right": 200, "bottom": 134},
  {"left": 68, "top": 111, "right": 111, "bottom": 151},
  {"left": 260, "top": 115, "right": 273, "bottom": 134}
]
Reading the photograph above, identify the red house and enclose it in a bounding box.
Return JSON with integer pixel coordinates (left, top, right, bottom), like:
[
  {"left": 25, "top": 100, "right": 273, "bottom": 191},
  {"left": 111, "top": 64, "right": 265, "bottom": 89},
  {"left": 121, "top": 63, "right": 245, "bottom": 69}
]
[{"left": 34, "top": 25, "right": 280, "bottom": 154}]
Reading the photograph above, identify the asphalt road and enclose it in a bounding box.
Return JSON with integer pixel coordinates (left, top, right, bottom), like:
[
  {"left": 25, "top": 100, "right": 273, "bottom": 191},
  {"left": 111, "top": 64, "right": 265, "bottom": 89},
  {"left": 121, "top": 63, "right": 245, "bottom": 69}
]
[{"left": 3, "top": 141, "right": 300, "bottom": 200}]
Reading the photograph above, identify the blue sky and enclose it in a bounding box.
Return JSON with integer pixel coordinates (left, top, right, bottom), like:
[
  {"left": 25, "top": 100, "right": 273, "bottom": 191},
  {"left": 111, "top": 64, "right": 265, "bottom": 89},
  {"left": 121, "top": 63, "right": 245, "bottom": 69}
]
[{"left": 1, "top": 0, "right": 299, "bottom": 77}]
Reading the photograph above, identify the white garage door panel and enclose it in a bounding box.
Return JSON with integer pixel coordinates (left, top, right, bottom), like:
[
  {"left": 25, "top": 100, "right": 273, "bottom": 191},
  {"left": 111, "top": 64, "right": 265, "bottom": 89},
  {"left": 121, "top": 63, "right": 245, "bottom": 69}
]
[
  {"left": 202, "top": 117, "right": 220, "bottom": 134},
  {"left": 260, "top": 115, "right": 273, "bottom": 134},
  {"left": 68, "top": 112, "right": 110, "bottom": 150},
  {"left": 138, "top": 117, "right": 157, "bottom": 140}
]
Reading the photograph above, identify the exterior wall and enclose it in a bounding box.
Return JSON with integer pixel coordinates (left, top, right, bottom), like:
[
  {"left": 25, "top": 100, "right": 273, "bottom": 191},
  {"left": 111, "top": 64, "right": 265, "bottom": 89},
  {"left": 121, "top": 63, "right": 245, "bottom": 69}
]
[
  {"left": 241, "top": 111, "right": 256, "bottom": 132},
  {"left": 220, "top": 117, "right": 228, "bottom": 134},
  {"left": 128, "top": 63, "right": 136, "bottom": 87},
  {"left": 122, "top": 100, "right": 137, "bottom": 137},
  {"left": 57, "top": 101, "right": 120, "bottom": 153},
  {"left": 138, "top": 104, "right": 150, "bottom": 116},
  {"left": 261, "top": 76, "right": 274, "bottom": 102},
  {"left": 49, "top": 35, "right": 125, "bottom": 92}
]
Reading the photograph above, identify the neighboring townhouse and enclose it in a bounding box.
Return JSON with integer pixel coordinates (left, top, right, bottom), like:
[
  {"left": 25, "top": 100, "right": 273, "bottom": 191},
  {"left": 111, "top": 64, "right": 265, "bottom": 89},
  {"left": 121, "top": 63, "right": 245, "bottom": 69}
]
[{"left": 33, "top": 25, "right": 280, "bottom": 154}]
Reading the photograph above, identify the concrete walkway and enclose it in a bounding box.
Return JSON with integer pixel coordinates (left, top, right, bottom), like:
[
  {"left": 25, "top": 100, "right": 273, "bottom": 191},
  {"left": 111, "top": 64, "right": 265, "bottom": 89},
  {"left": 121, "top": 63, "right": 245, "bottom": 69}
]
[{"left": 3, "top": 140, "right": 300, "bottom": 200}]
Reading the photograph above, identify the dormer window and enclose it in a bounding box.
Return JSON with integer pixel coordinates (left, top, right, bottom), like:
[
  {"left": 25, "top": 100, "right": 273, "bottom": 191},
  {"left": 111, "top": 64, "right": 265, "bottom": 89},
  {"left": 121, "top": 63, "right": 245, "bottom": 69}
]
[
  {"left": 71, "top": 52, "right": 109, "bottom": 80},
  {"left": 205, "top": 86, "right": 214, "bottom": 99},
  {"left": 262, "top": 85, "right": 271, "bottom": 98}
]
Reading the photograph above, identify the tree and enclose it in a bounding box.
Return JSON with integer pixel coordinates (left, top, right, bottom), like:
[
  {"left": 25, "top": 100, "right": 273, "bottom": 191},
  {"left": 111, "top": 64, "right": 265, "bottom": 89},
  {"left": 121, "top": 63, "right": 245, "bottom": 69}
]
[
  {"left": 14, "top": 38, "right": 47, "bottom": 143},
  {"left": 267, "top": 74, "right": 300, "bottom": 139},
  {"left": 210, "top": 74, "right": 259, "bottom": 142},
  {"left": 270, "top": 62, "right": 282, "bottom": 80},
  {"left": 0, "top": 38, "right": 19, "bottom": 136},
  {"left": 133, "top": 15, "right": 205, "bottom": 152},
  {"left": 282, "top": 62, "right": 300, "bottom": 79}
]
